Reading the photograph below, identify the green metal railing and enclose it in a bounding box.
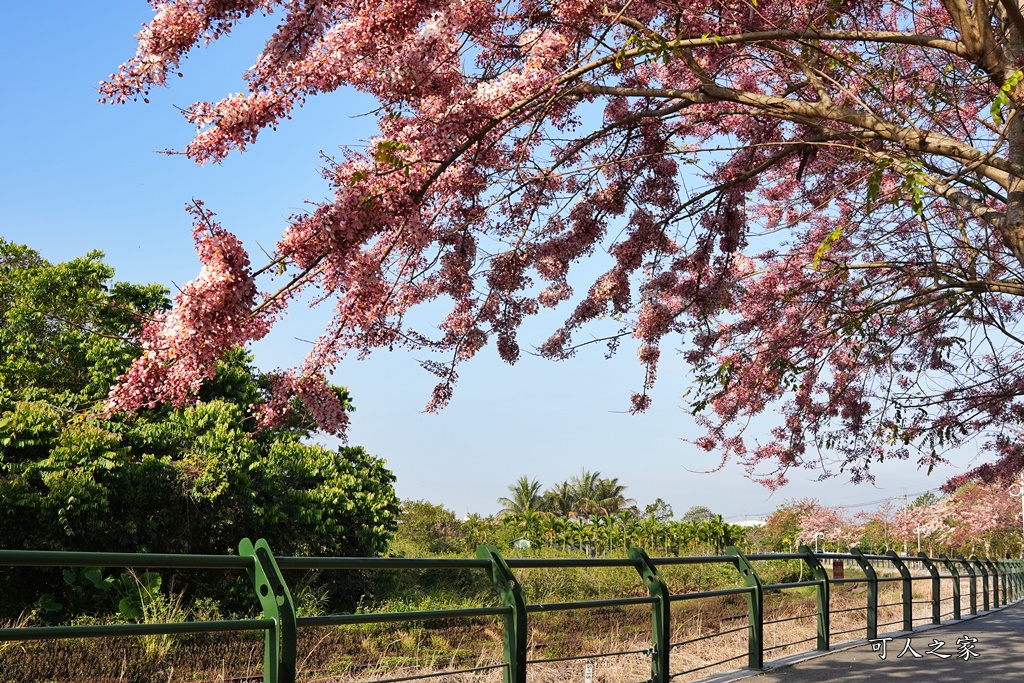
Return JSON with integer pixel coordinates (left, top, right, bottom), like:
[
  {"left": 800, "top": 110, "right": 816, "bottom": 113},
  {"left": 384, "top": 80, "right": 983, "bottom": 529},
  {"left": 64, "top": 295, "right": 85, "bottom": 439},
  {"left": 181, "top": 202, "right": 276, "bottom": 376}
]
[{"left": 1, "top": 541, "right": 1021, "bottom": 683}]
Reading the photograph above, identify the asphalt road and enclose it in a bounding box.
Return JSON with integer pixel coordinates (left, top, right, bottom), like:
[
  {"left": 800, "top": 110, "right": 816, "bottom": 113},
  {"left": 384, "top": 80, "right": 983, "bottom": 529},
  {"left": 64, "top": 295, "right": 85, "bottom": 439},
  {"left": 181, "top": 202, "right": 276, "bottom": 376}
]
[{"left": 707, "top": 603, "right": 1024, "bottom": 683}]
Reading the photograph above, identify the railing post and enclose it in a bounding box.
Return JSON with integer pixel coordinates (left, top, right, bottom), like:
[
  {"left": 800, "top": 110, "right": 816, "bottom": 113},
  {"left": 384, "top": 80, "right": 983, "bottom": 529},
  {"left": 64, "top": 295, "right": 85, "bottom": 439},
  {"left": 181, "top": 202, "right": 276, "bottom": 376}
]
[
  {"left": 797, "top": 545, "right": 830, "bottom": 651},
  {"left": 850, "top": 548, "right": 878, "bottom": 639},
  {"left": 726, "top": 546, "right": 763, "bottom": 670},
  {"left": 958, "top": 557, "right": 978, "bottom": 615},
  {"left": 916, "top": 553, "right": 941, "bottom": 625},
  {"left": 1007, "top": 560, "right": 1017, "bottom": 601},
  {"left": 477, "top": 545, "right": 527, "bottom": 683},
  {"left": 996, "top": 560, "right": 1008, "bottom": 604},
  {"left": 971, "top": 557, "right": 989, "bottom": 611},
  {"left": 240, "top": 538, "right": 297, "bottom": 683},
  {"left": 885, "top": 551, "right": 913, "bottom": 632},
  {"left": 629, "top": 548, "right": 671, "bottom": 683},
  {"left": 1008, "top": 560, "right": 1018, "bottom": 601},
  {"left": 1012, "top": 560, "right": 1020, "bottom": 600},
  {"left": 984, "top": 559, "right": 1001, "bottom": 607},
  {"left": 939, "top": 556, "right": 960, "bottom": 621}
]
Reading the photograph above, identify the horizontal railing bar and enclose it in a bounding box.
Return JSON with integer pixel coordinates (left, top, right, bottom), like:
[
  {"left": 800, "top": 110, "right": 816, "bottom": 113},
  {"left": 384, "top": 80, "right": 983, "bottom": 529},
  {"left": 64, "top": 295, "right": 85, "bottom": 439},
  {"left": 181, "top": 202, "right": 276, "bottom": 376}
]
[
  {"left": 831, "top": 626, "right": 866, "bottom": 636},
  {"left": 816, "top": 553, "right": 856, "bottom": 560},
  {"left": 829, "top": 606, "right": 865, "bottom": 614},
  {"left": 650, "top": 556, "right": 737, "bottom": 565},
  {"left": 671, "top": 623, "right": 749, "bottom": 648},
  {"left": 0, "top": 619, "right": 273, "bottom": 641},
  {"left": 763, "top": 580, "right": 822, "bottom": 590},
  {"left": 506, "top": 558, "right": 639, "bottom": 568},
  {"left": 671, "top": 652, "right": 747, "bottom": 678},
  {"left": 527, "top": 646, "right": 652, "bottom": 664},
  {"left": 746, "top": 553, "right": 805, "bottom": 561},
  {"left": 296, "top": 606, "right": 510, "bottom": 627},
  {"left": 763, "top": 613, "right": 816, "bottom": 626},
  {"left": 345, "top": 662, "right": 508, "bottom": 683},
  {"left": 669, "top": 586, "right": 754, "bottom": 601},
  {"left": 276, "top": 557, "right": 490, "bottom": 570},
  {"left": 0, "top": 549, "right": 252, "bottom": 569},
  {"left": 764, "top": 635, "right": 817, "bottom": 652},
  {"left": 526, "top": 596, "right": 657, "bottom": 613},
  {"left": 829, "top": 578, "right": 868, "bottom": 584}
]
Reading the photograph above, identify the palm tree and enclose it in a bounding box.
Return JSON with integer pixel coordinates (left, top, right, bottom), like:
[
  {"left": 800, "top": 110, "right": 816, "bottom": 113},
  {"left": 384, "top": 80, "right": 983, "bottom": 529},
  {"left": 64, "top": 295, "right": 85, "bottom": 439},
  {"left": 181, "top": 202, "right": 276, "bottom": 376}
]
[
  {"left": 541, "top": 480, "right": 576, "bottom": 517},
  {"left": 566, "top": 519, "right": 587, "bottom": 555},
  {"left": 569, "top": 470, "right": 635, "bottom": 520},
  {"left": 541, "top": 516, "right": 567, "bottom": 550},
  {"left": 570, "top": 469, "right": 604, "bottom": 520},
  {"left": 594, "top": 476, "right": 637, "bottom": 516},
  {"left": 497, "top": 476, "right": 544, "bottom": 516}
]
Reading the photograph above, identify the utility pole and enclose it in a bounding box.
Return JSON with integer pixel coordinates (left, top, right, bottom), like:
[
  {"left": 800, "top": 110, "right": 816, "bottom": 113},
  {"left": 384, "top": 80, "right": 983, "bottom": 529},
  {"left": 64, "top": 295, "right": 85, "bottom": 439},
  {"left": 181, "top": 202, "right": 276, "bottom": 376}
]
[
  {"left": 1009, "top": 471, "right": 1024, "bottom": 560},
  {"left": 902, "top": 488, "right": 909, "bottom": 556}
]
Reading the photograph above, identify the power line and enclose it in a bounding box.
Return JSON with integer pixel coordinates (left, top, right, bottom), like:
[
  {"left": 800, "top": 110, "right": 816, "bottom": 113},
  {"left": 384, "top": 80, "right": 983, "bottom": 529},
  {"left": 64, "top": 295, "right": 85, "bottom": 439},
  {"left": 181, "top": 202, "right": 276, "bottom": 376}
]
[{"left": 723, "top": 488, "right": 943, "bottom": 521}]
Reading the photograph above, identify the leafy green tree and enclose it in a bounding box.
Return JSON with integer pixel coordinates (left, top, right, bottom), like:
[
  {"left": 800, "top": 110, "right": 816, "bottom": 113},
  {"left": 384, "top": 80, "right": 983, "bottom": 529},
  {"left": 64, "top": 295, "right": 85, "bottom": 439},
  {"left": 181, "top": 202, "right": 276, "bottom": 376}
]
[
  {"left": 389, "top": 500, "right": 466, "bottom": 556},
  {"left": 566, "top": 469, "right": 635, "bottom": 519},
  {"left": 912, "top": 492, "right": 939, "bottom": 508},
  {"left": 540, "top": 481, "right": 576, "bottom": 518},
  {"left": 497, "top": 476, "right": 544, "bottom": 516},
  {"left": 643, "top": 498, "right": 674, "bottom": 523},
  {"left": 0, "top": 242, "right": 400, "bottom": 615},
  {"left": 681, "top": 506, "right": 717, "bottom": 525}
]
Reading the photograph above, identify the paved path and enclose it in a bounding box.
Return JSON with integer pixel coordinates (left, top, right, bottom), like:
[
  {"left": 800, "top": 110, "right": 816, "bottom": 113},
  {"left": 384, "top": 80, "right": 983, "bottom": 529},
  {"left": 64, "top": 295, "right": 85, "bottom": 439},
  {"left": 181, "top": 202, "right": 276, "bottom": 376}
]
[{"left": 710, "top": 603, "right": 1024, "bottom": 683}]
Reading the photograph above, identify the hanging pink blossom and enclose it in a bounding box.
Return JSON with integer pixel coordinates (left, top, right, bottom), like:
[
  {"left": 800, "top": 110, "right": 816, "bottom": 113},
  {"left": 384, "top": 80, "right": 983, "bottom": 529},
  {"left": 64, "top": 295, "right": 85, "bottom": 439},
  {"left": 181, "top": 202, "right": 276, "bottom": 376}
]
[{"left": 99, "top": 1, "right": 1024, "bottom": 479}]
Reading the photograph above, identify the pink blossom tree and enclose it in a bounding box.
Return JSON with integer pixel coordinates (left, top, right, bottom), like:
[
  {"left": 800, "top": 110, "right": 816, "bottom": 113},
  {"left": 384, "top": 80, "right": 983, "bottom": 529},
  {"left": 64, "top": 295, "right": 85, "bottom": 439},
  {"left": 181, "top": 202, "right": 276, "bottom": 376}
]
[
  {"left": 891, "top": 498, "right": 952, "bottom": 555},
  {"left": 796, "top": 500, "right": 852, "bottom": 552},
  {"left": 103, "top": 1, "right": 1024, "bottom": 481},
  {"left": 857, "top": 502, "right": 897, "bottom": 553},
  {"left": 945, "top": 482, "right": 1019, "bottom": 555}
]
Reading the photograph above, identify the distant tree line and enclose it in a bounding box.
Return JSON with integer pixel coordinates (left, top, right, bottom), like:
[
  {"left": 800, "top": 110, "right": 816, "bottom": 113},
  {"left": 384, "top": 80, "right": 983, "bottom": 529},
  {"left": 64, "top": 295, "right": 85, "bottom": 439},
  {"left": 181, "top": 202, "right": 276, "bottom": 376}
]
[{"left": 389, "top": 473, "right": 746, "bottom": 558}]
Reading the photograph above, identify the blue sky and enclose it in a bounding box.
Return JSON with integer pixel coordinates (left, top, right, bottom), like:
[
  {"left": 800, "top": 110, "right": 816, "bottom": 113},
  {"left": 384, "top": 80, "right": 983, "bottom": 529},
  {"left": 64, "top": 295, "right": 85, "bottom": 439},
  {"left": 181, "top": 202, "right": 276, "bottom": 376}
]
[{"left": 0, "top": 4, "right": 975, "bottom": 521}]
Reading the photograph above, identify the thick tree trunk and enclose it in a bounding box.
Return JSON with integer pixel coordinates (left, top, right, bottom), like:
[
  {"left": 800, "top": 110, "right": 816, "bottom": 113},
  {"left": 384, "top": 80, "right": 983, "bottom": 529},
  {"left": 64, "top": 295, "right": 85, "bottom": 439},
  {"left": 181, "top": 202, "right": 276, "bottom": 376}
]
[{"left": 1002, "top": 2, "right": 1024, "bottom": 268}]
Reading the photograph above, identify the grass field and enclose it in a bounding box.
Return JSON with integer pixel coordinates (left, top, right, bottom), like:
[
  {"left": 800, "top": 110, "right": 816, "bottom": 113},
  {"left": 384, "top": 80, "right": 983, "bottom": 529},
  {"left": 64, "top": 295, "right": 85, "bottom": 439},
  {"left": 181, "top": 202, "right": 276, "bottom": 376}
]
[{"left": 0, "top": 561, "right": 986, "bottom": 683}]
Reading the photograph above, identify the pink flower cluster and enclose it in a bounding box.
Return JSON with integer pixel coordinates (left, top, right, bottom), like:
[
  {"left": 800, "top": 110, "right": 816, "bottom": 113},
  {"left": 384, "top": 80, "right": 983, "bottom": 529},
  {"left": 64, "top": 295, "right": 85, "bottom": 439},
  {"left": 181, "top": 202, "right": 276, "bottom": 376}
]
[
  {"left": 100, "top": 0, "right": 1024, "bottom": 483},
  {"left": 107, "top": 202, "right": 267, "bottom": 412}
]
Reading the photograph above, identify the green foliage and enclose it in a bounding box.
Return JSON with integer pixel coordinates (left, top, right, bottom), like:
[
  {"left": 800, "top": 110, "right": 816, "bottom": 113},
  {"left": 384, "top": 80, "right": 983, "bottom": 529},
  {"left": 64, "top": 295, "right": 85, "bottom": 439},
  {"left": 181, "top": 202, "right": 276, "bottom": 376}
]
[
  {"left": 0, "top": 240, "right": 168, "bottom": 408},
  {"left": 0, "top": 242, "right": 400, "bottom": 617},
  {"left": 991, "top": 69, "right": 1023, "bottom": 125},
  {"left": 912, "top": 491, "right": 938, "bottom": 508},
  {"left": 533, "top": 469, "right": 637, "bottom": 518},
  {"left": 390, "top": 500, "right": 467, "bottom": 556},
  {"left": 497, "top": 476, "right": 543, "bottom": 515},
  {"left": 680, "top": 505, "right": 717, "bottom": 524},
  {"left": 643, "top": 498, "right": 673, "bottom": 522}
]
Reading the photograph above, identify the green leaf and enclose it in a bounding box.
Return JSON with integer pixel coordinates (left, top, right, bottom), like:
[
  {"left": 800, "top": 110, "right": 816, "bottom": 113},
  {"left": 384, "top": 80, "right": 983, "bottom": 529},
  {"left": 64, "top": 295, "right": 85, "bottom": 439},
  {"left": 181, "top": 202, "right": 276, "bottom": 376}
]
[
  {"left": 83, "top": 567, "right": 108, "bottom": 592},
  {"left": 118, "top": 597, "right": 141, "bottom": 619},
  {"left": 38, "top": 593, "right": 63, "bottom": 612},
  {"left": 812, "top": 226, "right": 844, "bottom": 270},
  {"left": 139, "top": 571, "right": 162, "bottom": 596},
  {"left": 990, "top": 69, "right": 1023, "bottom": 125}
]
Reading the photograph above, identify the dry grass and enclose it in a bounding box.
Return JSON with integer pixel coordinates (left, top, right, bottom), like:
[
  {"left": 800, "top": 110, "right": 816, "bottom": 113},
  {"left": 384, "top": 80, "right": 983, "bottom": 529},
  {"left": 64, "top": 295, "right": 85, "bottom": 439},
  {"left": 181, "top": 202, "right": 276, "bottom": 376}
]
[{"left": 0, "top": 564, "right": 1004, "bottom": 683}]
